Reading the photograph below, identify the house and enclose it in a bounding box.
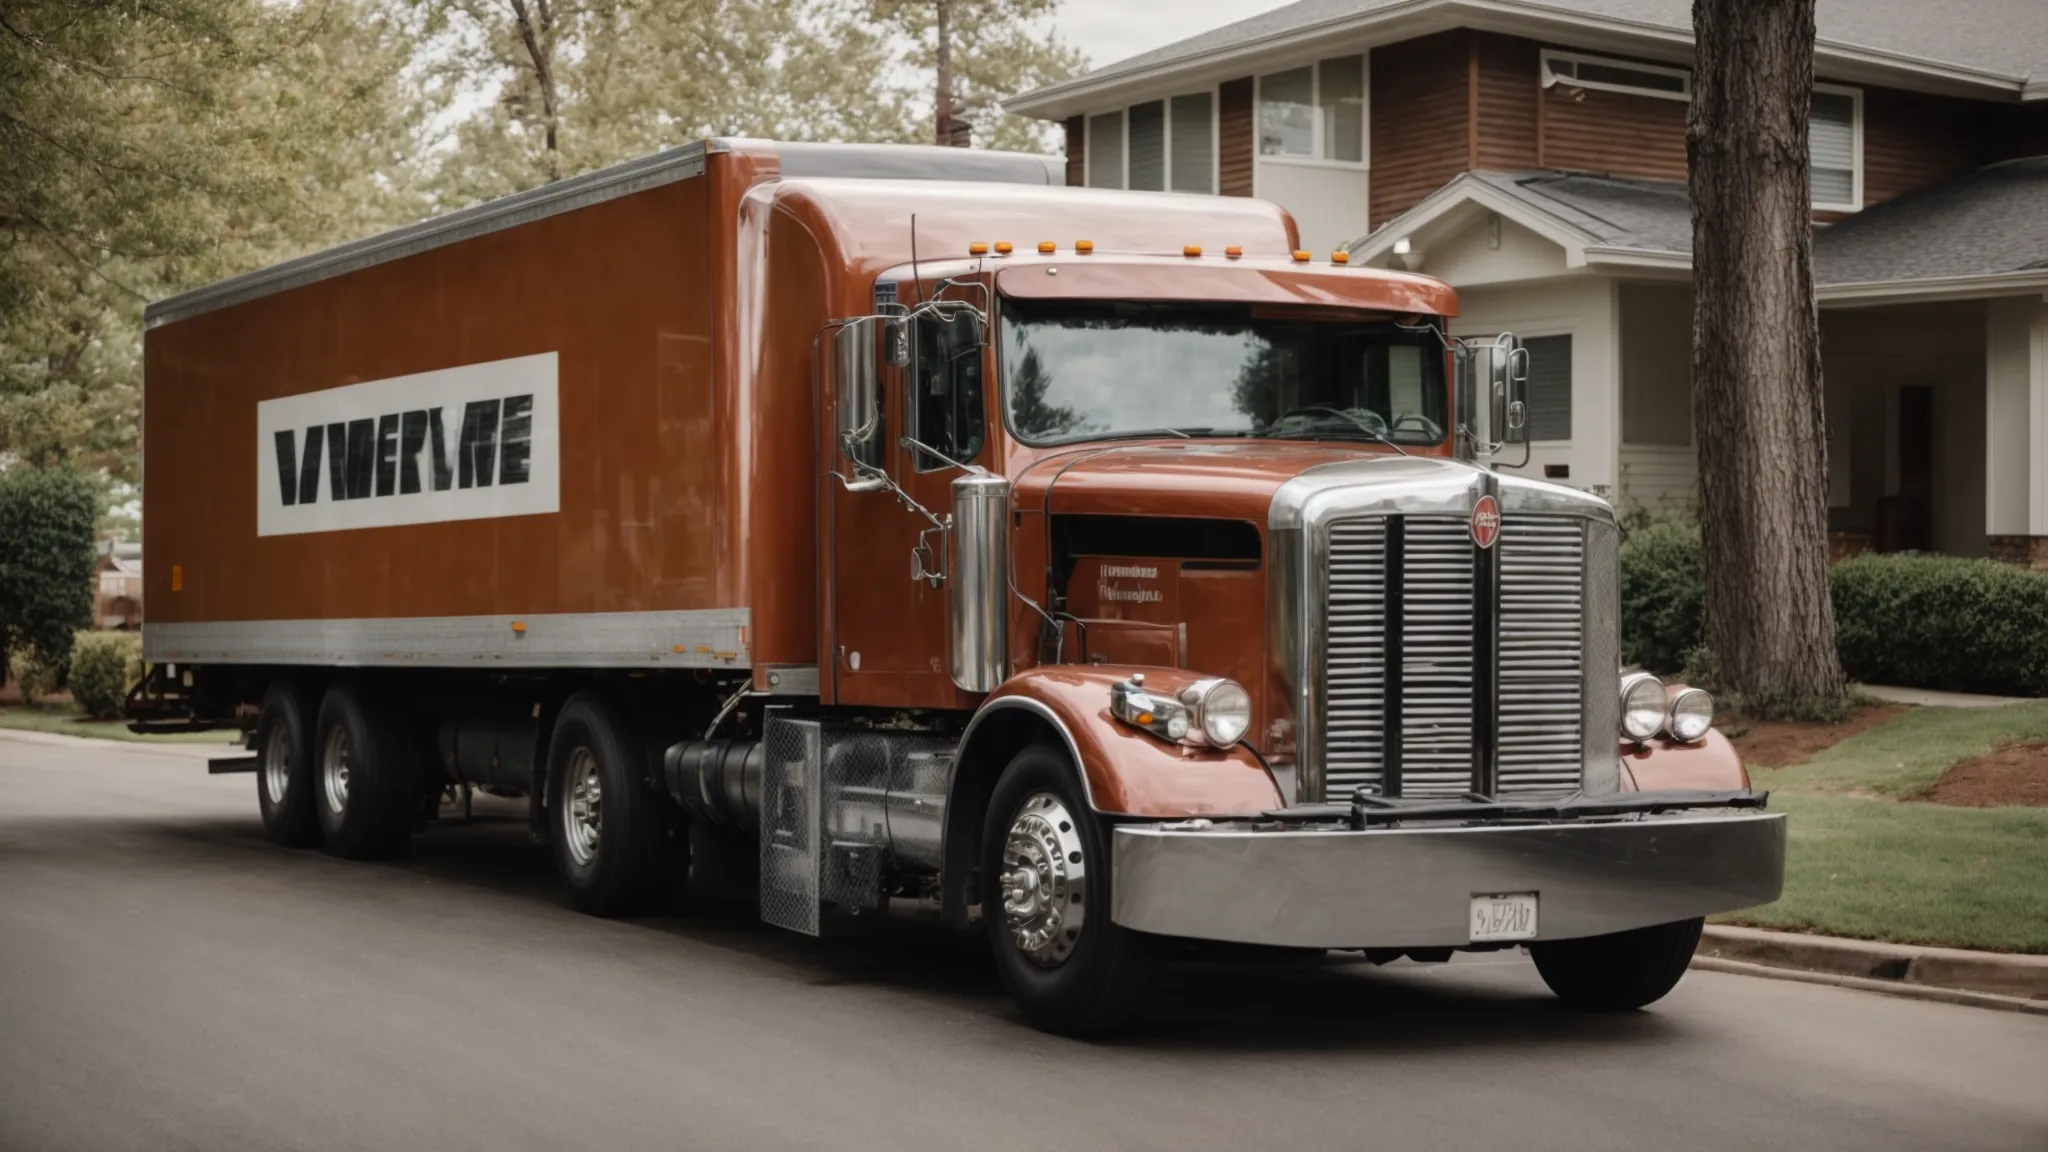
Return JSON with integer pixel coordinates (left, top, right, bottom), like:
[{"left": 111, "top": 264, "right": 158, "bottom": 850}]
[
  {"left": 95, "top": 540, "right": 142, "bottom": 630},
  {"left": 1006, "top": 0, "right": 2048, "bottom": 566}
]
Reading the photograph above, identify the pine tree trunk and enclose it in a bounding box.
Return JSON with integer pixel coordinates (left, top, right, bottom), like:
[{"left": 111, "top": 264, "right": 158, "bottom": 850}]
[{"left": 1687, "top": 0, "right": 1846, "bottom": 716}]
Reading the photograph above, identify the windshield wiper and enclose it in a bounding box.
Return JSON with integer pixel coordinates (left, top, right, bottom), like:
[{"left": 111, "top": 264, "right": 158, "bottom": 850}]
[{"left": 1061, "top": 427, "right": 1212, "bottom": 442}]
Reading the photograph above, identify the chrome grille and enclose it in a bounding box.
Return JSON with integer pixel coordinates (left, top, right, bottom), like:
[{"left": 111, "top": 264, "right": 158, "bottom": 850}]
[
  {"left": 1498, "top": 516, "right": 1586, "bottom": 796},
  {"left": 1398, "top": 519, "right": 1476, "bottom": 796},
  {"left": 1319, "top": 512, "right": 1588, "bottom": 801},
  {"left": 1323, "top": 520, "right": 1387, "bottom": 791}
]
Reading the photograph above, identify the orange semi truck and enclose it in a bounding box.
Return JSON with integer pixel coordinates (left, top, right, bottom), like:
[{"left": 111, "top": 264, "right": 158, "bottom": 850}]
[{"left": 135, "top": 138, "right": 1782, "bottom": 1034}]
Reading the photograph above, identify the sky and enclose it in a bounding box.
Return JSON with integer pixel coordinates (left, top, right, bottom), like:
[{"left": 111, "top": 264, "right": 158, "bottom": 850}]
[{"left": 1059, "top": 0, "right": 1295, "bottom": 70}]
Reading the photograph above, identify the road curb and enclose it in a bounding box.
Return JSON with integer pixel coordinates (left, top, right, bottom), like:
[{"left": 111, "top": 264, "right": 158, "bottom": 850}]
[
  {"left": 1697, "top": 925, "right": 2048, "bottom": 1008},
  {"left": 1690, "top": 957, "right": 2048, "bottom": 1016}
]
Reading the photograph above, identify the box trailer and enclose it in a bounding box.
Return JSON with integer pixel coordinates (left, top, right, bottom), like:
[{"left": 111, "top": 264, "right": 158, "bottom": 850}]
[{"left": 136, "top": 138, "right": 1783, "bottom": 1034}]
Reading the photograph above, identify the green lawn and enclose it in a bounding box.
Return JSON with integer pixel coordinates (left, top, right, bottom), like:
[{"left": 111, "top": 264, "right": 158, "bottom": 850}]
[
  {"left": 1717, "top": 700, "right": 2048, "bottom": 952},
  {"left": 0, "top": 703, "right": 235, "bottom": 745}
]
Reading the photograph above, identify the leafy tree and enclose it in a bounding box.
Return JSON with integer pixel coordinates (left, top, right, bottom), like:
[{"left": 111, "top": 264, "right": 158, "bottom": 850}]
[
  {"left": 0, "top": 468, "right": 102, "bottom": 679},
  {"left": 0, "top": 0, "right": 435, "bottom": 485},
  {"left": 1006, "top": 346, "right": 1083, "bottom": 439},
  {"left": 872, "top": 0, "right": 1084, "bottom": 152},
  {"left": 1688, "top": 0, "right": 1847, "bottom": 716}
]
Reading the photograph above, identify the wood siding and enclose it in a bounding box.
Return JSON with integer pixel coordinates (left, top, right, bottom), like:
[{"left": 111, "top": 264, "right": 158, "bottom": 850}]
[
  {"left": 1369, "top": 31, "right": 1473, "bottom": 228},
  {"left": 1538, "top": 83, "right": 1689, "bottom": 181},
  {"left": 1219, "top": 77, "right": 1254, "bottom": 196},
  {"left": 1064, "top": 116, "right": 1084, "bottom": 187},
  {"left": 1474, "top": 33, "right": 1540, "bottom": 172},
  {"left": 1863, "top": 88, "right": 1997, "bottom": 205}
]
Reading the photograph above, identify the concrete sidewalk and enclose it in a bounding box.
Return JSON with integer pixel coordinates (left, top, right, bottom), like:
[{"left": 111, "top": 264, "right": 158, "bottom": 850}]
[
  {"left": 1698, "top": 925, "right": 2048, "bottom": 1014},
  {"left": 1855, "top": 684, "right": 2036, "bottom": 708}
]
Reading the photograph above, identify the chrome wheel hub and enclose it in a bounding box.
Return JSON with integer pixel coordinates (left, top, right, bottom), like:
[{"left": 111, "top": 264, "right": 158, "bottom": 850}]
[
  {"left": 1000, "top": 792, "right": 1086, "bottom": 967},
  {"left": 320, "top": 725, "right": 350, "bottom": 813},
  {"left": 563, "top": 748, "right": 602, "bottom": 867},
  {"left": 263, "top": 723, "right": 292, "bottom": 806}
]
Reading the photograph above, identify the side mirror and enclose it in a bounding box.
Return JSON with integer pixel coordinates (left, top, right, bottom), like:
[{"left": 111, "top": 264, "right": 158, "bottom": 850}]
[
  {"left": 883, "top": 317, "right": 911, "bottom": 368},
  {"left": 834, "top": 318, "right": 888, "bottom": 491},
  {"left": 1489, "top": 336, "right": 1529, "bottom": 446}
]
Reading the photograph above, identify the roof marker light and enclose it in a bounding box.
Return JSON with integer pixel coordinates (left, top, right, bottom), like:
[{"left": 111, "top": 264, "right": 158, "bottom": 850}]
[
  {"left": 1331, "top": 250, "right": 1351, "bottom": 265},
  {"left": 1291, "top": 250, "right": 1310, "bottom": 262},
  {"left": 1038, "top": 241, "right": 1057, "bottom": 254},
  {"left": 994, "top": 241, "right": 1014, "bottom": 255},
  {"left": 1183, "top": 245, "right": 1202, "bottom": 257},
  {"left": 1225, "top": 246, "right": 1243, "bottom": 259},
  {"left": 968, "top": 242, "right": 989, "bottom": 256},
  {"left": 1075, "top": 240, "right": 1095, "bottom": 254}
]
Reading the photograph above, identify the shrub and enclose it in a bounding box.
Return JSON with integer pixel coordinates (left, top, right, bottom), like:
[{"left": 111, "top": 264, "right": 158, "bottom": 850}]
[
  {"left": 69, "top": 630, "right": 142, "bottom": 719},
  {"left": 8, "top": 646, "right": 60, "bottom": 704},
  {"left": 1619, "top": 516, "right": 1705, "bottom": 673},
  {"left": 0, "top": 468, "right": 102, "bottom": 675},
  {"left": 1833, "top": 553, "right": 2048, "bottom": 697}
]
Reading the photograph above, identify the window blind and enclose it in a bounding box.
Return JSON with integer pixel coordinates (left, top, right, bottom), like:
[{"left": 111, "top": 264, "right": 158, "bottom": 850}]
[
  {"left": 1523, "top": 335, "right": 1573, "bottom": 442},
  {"left": 1087, "top": 112, "right": 1123, "bottom": 189},
  {"left": 1811, "top": 91, "right": 1856, "bottom": 205},
  {"left": 1127, "top": 101, "right": 1165, "bottom": 191},
  {"left": 1169, "top": 93, "right": 1214, "bottom": 193}
]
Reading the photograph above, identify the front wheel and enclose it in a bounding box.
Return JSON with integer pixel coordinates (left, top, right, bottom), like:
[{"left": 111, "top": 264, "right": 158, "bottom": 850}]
[
  {"left": 981, "top": 744, "right": 1158, "bottom": 1036},
  {"left": 1530, "top": 917, "right": 1704, "bottom": 1010}
]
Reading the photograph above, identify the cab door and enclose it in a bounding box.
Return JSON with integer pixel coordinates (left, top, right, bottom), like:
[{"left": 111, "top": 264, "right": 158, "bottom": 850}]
[{"left": 827, "top": 308, "right": 992, "bottom": 707}]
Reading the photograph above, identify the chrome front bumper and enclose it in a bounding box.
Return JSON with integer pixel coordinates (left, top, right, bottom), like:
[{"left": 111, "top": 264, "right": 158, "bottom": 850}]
[{"left": 1110, "top": 810, "right": 1786, "bottom": 949}]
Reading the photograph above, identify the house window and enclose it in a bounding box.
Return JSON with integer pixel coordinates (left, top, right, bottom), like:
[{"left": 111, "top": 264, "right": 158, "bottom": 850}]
[
  {"left": 1085, "top": 92, "right": 1216, "bottom": 193},
  {"left": 1811, "top": 86, "right": 1861, "bottom": 209},
  {"left": 1541, "top": 50, "right": 1691, "bottom": 101},
  {"left": 1169, "top": 93, "right": 1215, "bottom": 193},
  {"left": 1523, "top": 335, "right": 1573, "bottom": 441},
  {"left": 1086, "top": 112, "right": 1123, "bottom": 189},
  {"left": 1258, "top": 55, "right": 1366, "bottom": 161}
]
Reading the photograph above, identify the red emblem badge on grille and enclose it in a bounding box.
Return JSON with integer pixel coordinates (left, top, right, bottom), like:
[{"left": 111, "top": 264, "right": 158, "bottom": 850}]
[{"left": 1470, "top": 494, "right": 1501, "bottom": 550}]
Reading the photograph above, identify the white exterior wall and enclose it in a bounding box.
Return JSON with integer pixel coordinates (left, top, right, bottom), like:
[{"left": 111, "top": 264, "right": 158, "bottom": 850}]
[
  {"left": 1617, "top": 283, "right": 1696, "bottom": 514},
  {"left": 1418, "top": 215, "right": 1571, "bottom": 288},
  {"left": 1454, "top": 277, "right": 1623, "bottom": 499},
  {"left": 1256, "top": 160, "right": 1371, "bottom": 257},
  {"left": 1985, "top": 296, "right": 2048, "bottom": 537}
]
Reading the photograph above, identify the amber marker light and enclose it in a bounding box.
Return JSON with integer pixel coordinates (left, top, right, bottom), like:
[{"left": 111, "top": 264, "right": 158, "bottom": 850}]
[
  {"left": 1183, "top": 245, "right": 1202, "bottom": 257},
  {"left": 968, "top": 242, "right": 989, "bottom": 256},
  {"left": 1075, "top": 240, "right": 1095, "bottom": 254},
  {"left": 510, "top": 621, "right": 527, "bottom": 634},
  {"left": 1331, "top": 250, "right": 1351, "bottom": 264},
  {"left": 1038, "top": 241, "right": 1056, "bottom": 254},
  {"left": 994, "top": 241, "right": 1014, "bottom": 255},
  {"left": 1292, "top": 250, "right": 1311, "bottom": 262},
  {"left": 1225, "top": 246, "right": 1243, "bottom": 259}
]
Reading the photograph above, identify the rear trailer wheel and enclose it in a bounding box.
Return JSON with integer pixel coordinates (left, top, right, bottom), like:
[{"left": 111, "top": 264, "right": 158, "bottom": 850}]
[
  {"left": 981, "top": 744, "right": 1158, "bottom": 1037},
  {"left": 313, "top": 683, "right": 420, "bottom": 860},
  {"left": 254, "top": 682, "right": 321, "bottom": 847},
  {"left": 1531, "top": 917, "right": 1705, "bottom": 1010},
  {"left": 546, "top": 691, "right": 671, "bottom": 917}
]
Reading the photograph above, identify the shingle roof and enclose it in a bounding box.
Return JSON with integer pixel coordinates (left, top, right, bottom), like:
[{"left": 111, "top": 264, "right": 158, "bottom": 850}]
[
  {"left": 1067, "top": 0, "right": 2045, "bottom": 94},
  {"left": 1814, "top": 156, "right": 2048, "bottom": 282},
  {"left": 1469, "top": 170, "right": 1692, "bottom": 254},
  {"left": 1434, "top": 160, "right": 2048, "bottom": 285}
]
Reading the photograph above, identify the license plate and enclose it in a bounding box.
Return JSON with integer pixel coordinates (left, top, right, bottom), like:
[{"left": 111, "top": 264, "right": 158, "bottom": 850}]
[{"left": 1470, "top": 892, "right": 1538, "bottom": 942}]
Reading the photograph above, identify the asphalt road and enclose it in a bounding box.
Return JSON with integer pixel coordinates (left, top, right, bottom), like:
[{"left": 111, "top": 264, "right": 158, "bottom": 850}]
[{"left": 3, "top": 730, "right": 2045, "bottom": 1152}]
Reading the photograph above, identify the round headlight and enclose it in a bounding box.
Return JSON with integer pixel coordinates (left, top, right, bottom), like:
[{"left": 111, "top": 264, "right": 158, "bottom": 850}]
[
  {"left": 1184, "top": 678, "right": 1253, "bottom": 746},
  {"left": 1668, "top": 687, "right": 1714, "bottom": 743},
  {"left": 1619, "top": 672, "right": 1666, "bottom": 742}
]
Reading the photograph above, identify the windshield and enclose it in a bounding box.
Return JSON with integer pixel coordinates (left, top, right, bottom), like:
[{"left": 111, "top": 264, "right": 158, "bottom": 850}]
[{"left": 999, "top": 299, "right": 1448, "bottom": 447}]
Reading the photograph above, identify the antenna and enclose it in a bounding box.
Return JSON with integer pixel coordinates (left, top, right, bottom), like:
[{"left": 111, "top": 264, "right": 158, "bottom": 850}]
[{"left": 909, "top": 212, "right": 923, "bottom": 309}]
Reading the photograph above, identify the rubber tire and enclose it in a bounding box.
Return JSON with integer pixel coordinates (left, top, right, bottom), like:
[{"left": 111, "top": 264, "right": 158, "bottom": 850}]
[
  {"left": 981, "top": 744, "right": 1158, "bottom": 1037},
  {"left": 254, "top": 681, "right": 322, "bottom": 847},
  {"left": 546, "top": 690, "right": 672, "bottom": 917},
  {"left": 313, "top": 682, "right": 420, "bottom": 860},
  {"left": 1531, "top": 917, "right": 1705, "bottom": 1010}
]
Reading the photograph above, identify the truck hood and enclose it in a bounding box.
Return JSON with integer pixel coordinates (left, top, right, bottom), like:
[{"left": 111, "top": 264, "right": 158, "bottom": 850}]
[{"left": 1013, "top": 441, "right": 1467, "bottom": 525}]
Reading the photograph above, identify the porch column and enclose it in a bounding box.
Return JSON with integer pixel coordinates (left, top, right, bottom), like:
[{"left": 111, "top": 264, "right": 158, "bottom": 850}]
[{"left": 1984, "top": 297, "right": 2048, "bottom": 569}]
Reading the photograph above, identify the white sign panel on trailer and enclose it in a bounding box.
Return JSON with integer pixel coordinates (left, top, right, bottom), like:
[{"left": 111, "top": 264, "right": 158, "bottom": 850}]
[{"left": 255, "top": 353, "right": 560, "bottom": 537}]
